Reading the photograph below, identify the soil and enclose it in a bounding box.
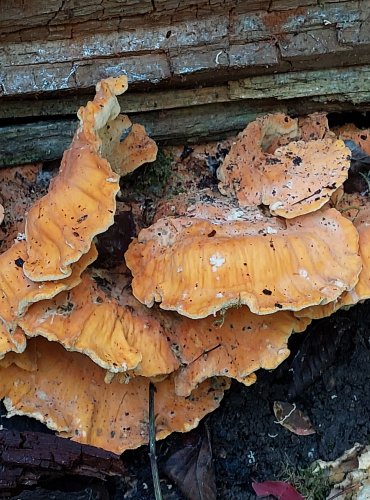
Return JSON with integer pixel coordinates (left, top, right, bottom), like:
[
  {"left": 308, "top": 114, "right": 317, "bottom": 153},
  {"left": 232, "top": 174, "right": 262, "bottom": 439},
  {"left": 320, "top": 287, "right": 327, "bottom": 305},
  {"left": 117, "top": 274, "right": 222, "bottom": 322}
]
[{"left": 1, "top": 119, "right": 370, "bottom": 499}]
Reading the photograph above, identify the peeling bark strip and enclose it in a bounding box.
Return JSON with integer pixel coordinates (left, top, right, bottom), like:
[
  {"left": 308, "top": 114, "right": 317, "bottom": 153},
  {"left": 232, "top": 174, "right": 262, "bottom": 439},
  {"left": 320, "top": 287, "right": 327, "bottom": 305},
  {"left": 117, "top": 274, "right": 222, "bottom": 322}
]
[
  {"left": 1, "top": 65, "right": 370, "bottom": 166},
  {"left": 1, "top": 83, "right": 370, "bottom": 167},
  {"left": 0, "top": 1, "right": 369, "bottom": 96},
  {"left": 1, "top": 66, "right": 369, "bottom": 121},
  {"left": 0, "top": 429, "right": 125, "bottom": 491}
]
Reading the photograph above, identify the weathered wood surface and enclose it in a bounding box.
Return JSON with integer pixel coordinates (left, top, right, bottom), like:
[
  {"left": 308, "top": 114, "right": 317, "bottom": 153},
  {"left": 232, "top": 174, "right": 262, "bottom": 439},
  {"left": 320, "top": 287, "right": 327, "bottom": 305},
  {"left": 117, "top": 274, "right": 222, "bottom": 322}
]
[
  {"left": 1, "top": 65, "right": 370, "bottom": 166},
  {"left": 0, "top": 429, "right": 125, "bottom": 491},
  {"left": 0, "top": 66, "right": 370, "bottom": 166},
  {"left": 1, "top": 65, "right": 369, "bottom": 121},
  {"left": 1, "top": 0, "right": 369, "bottom": 97}
]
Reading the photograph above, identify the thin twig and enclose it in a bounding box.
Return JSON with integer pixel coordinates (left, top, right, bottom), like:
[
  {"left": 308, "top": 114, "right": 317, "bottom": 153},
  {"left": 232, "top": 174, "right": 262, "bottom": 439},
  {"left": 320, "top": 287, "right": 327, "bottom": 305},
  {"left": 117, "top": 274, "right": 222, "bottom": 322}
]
[
  {"left": 149, "top": 382, "right": 163, "bottom": 500},
  {"left": 327, "top": 483, "right": 360, "bottom": 500}
]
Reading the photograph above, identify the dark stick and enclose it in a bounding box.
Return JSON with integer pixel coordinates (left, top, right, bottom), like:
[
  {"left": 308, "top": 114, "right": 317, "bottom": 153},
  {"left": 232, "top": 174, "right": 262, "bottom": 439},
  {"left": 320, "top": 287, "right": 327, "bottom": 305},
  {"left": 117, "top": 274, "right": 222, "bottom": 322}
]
[{"left": 149, "top": 382, "right": 163, "bottom": 500}]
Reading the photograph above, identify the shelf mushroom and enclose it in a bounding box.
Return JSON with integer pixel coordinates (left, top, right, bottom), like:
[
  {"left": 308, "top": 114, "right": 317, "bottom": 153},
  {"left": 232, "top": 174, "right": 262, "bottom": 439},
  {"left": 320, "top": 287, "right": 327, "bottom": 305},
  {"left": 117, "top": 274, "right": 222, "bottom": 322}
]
[
  {"left": 18, "top": 272, "right": 179, "bottom": 376},
  {"left": 0, "top": 337, "right": 230, "bottom": 454},
  {"left": 297, "top": 193, "right": 370, "bottom": 320},
  {"left": 217, "top": 120, "right": 351, "bottom": 218},
  {"left": 125, "top": 200, "right": 361, "bottom": 319},
  {"left": 23, "top": 77, "right": 157, "bottom": 282},
  {"left": 0, "top": 241, "right": 97, "bottom": 333}
]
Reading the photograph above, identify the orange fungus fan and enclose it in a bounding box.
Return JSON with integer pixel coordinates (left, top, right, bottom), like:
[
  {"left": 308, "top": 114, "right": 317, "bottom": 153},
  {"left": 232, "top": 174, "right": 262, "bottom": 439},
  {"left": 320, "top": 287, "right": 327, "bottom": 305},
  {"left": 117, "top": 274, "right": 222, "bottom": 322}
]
[
  {"left": 23, "top": 77, "right": 156, "bottom": 282},
  {"left": 0, "top": 337, "right": 230, "bottom": 454},
  {"left": 125, "top": 201, "right": 361, "bottom": 319}
]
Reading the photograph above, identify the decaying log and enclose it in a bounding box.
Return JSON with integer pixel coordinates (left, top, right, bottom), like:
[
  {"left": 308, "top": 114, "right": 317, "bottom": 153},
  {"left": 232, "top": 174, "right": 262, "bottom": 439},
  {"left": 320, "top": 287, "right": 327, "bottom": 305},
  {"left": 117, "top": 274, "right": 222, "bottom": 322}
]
[
  {"left": 0, "top": 1, "right": 369, "bottom": 97},
  {"left": 0, "top": 430, "right": 125, "bottom": 492},
  {"left": 1, "top": 65, "right": 370, "bottom": 167}
]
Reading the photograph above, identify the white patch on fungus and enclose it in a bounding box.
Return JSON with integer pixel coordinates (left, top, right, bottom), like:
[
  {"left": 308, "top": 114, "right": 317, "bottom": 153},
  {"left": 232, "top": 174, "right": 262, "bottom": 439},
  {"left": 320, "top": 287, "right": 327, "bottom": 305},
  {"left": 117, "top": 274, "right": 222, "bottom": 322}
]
[
  {"left": 270, "top": 201, "right": 284, "bottom": 211},
  {"left": 209, "top": 253, "right": 225, "bottom": 272},
  {"left": 36, "top": 390, "right": 48, "bottom": 401}
]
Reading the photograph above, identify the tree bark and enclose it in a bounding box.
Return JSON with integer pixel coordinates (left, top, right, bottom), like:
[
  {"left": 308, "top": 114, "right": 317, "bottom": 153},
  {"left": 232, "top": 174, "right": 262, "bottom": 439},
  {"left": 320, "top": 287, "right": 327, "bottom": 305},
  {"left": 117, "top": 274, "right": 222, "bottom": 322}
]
[
  {"left": 1, "top": 66, "right": 369, "bottom": 167},
  {"left": 0, "top": 0, "right": 369, "bottom": 97},
  {"left": 0, "top": 429, "right": 125, "bottom": 492}
]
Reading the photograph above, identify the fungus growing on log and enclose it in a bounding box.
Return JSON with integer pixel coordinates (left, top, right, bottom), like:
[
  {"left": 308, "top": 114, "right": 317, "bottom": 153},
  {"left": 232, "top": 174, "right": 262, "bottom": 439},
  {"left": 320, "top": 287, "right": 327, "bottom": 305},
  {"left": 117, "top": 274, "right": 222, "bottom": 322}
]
[
  {"left": 0, "top": 241, "right": 97, "bottom": 333},
  {"left": 19, "top": 272, "right": 179, "bottom": 376},
  {"left": 125, "top": 201, "right": 361, "bottom": 319},
  {"left": 217, "top": 116, "right": 351, "bottom": 218},
  {"left": 0, "top": 325, "right": 26, "bottom": 359},
  {"left": 23, "top": 76, "right": 156, "bottom": 282},
  {"left": 0, "top": 337, "right": 230, "bottom": 454},
  {"left": 99, "top": 116, "right": 158, "bottom": 176},
  {"left": 1, "top": 90, "right": 368, "bottom": 458},
  {"left": 297, "top": 193, "right": 370, "bottom": 320},
  {"left": 168, "top": 308, "right": 310, "bottom": 396}
]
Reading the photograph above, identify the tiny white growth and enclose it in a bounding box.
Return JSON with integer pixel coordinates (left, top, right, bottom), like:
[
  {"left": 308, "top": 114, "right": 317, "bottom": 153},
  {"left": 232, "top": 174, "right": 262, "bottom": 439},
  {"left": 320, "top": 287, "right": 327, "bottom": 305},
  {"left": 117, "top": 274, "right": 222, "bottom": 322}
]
[
  {"left": 210, "top": 253, "right": 225, "bottom": 272},
  {"left": 36, "top": 390, "right": 48, "bottom": 401},
  {"left": 177, "top": 266, "right": 183, "bottom": 273},
  {"left": 106, "top": 177, "right": 117, "bottom": 183},
  {"left": 332, "top": 279, "right": 345, "bottom": 288},
  {"left": 247, "top": 450, "right": 256, "bottom": 464},
  {"left": 216, "top": 292, "right": 224, "bottom": 298},
  {"left": 299, "top": 269, "right": 308, "bottom": 278},
  {"left": 226, "top": 209, "right": 245, "bottom": 221},
  {"left": 266, "top": 226, "right": 278, "bottom": 234},
  {"left": 270, "top": 201, "right": 284, "bottom": 211},
  {"left": 16, "top": 232, "right": 26, "bottom": 241}
]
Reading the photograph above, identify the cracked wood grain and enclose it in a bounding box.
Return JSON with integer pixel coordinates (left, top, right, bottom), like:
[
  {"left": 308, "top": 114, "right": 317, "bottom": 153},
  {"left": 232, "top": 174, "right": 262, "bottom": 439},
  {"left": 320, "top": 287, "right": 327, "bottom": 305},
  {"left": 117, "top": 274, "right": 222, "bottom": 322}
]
[{"left": 0, "top": 1, "right": 369, "bottom": 97}]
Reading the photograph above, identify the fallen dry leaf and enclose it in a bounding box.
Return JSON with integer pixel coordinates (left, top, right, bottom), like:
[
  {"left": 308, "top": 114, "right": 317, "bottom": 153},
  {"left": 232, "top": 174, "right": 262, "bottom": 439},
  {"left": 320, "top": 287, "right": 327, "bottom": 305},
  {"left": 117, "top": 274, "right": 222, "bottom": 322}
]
[
  {"left": 252, "top": 480, "right": 304, "bottom": 499},
  {"left": 163, "top": 423, "right": 216, "bottom": 500},
  {"left": 288, "top": 316, "right": 350, "bottom": 399},
  {"left": 273, "top": 401, "right": 315, "bottom": 436}
]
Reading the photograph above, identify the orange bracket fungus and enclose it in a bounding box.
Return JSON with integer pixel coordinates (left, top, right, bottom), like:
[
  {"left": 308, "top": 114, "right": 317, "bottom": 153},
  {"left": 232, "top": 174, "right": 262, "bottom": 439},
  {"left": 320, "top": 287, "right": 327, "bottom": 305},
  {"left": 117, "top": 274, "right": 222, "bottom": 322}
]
[
  {"left": 125, "top": 201, "right": 361, "bottom": 319},
  {"left": 167, "top": 308, "right": 310, "bottom": 396},
  {"left": 19, "top": 272, "right": 179, "bottom": 376},
  {"left": 1, "top": 94, "right": 369, "bottom": 458},
  {"left": 217, "top": 114, "right": 351, "bottom": 218},
  {"left": 0, "top": 337, "right": 230, "bottom": 454},
  {"left": 0, "top": 325, "right": 26, "bottom": 359},
  {"left": 0, "top": 241, "right": 97, "bottom": 333},
  {"left": 23, "top": 77, "right": 157, "bottom": 282},
  {"left": 296, "top": 193, "right": 370, "bottom": 320}
]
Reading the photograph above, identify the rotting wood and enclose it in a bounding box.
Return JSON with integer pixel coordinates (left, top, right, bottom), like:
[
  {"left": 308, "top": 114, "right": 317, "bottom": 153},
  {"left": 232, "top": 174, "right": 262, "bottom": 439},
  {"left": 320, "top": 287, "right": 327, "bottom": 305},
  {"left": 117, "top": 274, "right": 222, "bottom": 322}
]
[
  {"left": 1, "top": 1, "right": 369, "bottom": 97},
  {"left": 0, "top": 86, "right": 230, "bottom": 120},
  {"left": 0, "top": 429, "right": 125, "bottom": 492},
  {"left": 229, "top": 66, "right": 370, "bottom": 104},
  {"left": 2, "top": 97, "right": 370, "bottom": 168},
  {"left": 1, "top": 65, "right": 370, "bottom": 167},
  {"left": 1, "top": 65, "right": 369, "bottom": 121}
]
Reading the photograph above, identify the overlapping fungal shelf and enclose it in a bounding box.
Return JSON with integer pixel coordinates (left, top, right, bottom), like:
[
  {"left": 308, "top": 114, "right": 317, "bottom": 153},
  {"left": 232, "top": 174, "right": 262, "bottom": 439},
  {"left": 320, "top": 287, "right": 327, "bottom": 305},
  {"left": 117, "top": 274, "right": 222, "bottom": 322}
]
[{"left": 0, "top": 78, "right": 369, "bottom": 454}]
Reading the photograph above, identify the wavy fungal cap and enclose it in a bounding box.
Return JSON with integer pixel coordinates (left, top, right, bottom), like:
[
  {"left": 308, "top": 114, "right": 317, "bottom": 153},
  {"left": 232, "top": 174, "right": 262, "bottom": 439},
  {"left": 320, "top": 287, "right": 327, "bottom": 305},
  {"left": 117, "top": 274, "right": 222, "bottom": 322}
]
[
  {"left": 168, "top": 308, "right": 310, "bottom": 396},
  {"left": 218, "top": 114, "right": 351, "bottom": 219},
  {"left": 125, "top": 203, "right": 361, "bottom": 319},
  {"left": 19, "top": 272, "right": 179, "bottom": 376},
  {"left": 0, "top": 337, "right": 229, "bottom": 454},
  {"left": 23, "top": 76, "right": 156, "bottom": 282},
  {"left": 296, "top": 194, "right": 370, "bottom": 320},
  {"left": 0, "top": 241, "right": 97, "bottom": 333}
]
